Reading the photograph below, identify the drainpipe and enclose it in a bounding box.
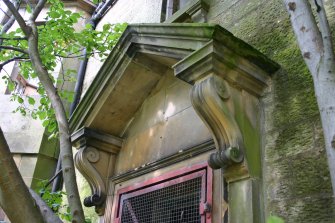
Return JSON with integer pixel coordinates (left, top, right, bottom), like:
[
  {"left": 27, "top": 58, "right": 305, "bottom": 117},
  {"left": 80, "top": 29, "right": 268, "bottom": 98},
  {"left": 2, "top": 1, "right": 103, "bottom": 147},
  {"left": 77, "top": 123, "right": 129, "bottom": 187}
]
[{"left": 52, "top": 0, "right": 117, "bottom": 192}]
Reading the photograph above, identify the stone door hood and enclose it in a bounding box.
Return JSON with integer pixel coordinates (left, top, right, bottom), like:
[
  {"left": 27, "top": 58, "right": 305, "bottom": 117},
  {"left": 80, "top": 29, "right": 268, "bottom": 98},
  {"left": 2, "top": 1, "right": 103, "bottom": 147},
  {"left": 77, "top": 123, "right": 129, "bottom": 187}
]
[{"left": 69, "top": 23, "right": 279, "bottom": 136}]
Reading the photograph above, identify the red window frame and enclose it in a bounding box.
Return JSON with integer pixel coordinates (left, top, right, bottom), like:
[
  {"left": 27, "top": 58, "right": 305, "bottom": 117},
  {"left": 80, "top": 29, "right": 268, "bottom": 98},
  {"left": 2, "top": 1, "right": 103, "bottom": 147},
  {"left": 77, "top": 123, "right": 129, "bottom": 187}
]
[{"left": 112, "top": 162, "right": 213, "bottom": 223}]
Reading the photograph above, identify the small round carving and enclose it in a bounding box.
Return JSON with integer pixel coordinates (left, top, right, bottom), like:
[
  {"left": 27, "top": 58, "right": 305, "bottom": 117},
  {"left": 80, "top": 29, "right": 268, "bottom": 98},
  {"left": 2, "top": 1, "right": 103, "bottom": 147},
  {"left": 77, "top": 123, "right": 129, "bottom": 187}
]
[
  {"left": 213, "top": 76, "right": 230, "bottom": 100},
  {"left": 85, "top": 147, "right": 100, "bottom": 163}
]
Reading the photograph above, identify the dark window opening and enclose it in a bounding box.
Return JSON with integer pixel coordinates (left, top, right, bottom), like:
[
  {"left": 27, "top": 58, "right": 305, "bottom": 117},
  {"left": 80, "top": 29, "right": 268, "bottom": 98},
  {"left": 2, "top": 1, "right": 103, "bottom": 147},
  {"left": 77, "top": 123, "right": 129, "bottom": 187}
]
[
  {"left": 161, "top": 0, "right": 190, "bottom": 22},
  {"left": 114, "top": 163, "right": 212, "bottom": 223}
]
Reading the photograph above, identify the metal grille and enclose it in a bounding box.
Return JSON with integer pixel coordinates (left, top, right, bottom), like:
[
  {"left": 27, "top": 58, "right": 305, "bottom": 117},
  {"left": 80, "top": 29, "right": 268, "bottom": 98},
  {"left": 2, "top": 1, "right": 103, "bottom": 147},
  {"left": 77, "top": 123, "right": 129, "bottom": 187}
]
[{"left": 120, "top": 177, "right": 202, "bottom": 223}]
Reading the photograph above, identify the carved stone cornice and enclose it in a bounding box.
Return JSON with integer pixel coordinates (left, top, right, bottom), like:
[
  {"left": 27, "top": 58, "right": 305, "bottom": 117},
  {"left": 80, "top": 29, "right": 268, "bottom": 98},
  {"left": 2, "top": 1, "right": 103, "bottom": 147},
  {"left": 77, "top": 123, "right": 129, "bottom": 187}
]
[{"left": 72, "top": 128, "right": 123, "bottom": 215}]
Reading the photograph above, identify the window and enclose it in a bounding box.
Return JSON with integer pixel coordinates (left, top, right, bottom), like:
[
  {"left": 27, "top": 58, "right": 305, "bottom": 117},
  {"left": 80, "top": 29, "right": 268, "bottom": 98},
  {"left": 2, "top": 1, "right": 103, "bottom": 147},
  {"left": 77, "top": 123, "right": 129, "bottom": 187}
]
[
  {"left": 161, "top": 0, "right": 190, "bottom": 22},
  {"left": 5, "top": 62, "right": 38, "bottom": 96},
  {"left": 113, "top": 163, "right": 212, "bottom": 223}
]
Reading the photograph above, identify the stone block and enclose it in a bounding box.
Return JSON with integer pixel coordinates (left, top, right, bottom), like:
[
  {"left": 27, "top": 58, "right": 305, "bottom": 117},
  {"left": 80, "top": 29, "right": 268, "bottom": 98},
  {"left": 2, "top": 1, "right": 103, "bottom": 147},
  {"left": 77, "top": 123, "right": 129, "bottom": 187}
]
[{"left": 18, "top": 155, "right": 37, "bottom": 178}]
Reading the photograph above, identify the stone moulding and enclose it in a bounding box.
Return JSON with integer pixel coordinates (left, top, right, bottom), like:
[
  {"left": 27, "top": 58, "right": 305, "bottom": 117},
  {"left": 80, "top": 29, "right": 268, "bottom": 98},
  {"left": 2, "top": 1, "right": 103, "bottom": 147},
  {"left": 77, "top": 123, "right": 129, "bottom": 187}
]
[
  {"left": 72, "top": 128, "right": 123, "bottom": 215},
  {"left": 69, "top": 23, "right": 278, "bottom": 134},
  {"left": 164, "top": 0, "right": 209, "bottom": 23}
]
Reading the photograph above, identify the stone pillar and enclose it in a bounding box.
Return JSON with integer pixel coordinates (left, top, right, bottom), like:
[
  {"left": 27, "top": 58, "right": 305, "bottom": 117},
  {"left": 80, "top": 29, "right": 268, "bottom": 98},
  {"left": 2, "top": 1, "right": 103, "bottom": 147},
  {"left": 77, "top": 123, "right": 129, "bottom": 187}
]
[
  {"left": 72, "top": 128, "right": 123, "bottom": 215},
  {"left": 174, "top": 40, "right": 273, "bottom": 223}
]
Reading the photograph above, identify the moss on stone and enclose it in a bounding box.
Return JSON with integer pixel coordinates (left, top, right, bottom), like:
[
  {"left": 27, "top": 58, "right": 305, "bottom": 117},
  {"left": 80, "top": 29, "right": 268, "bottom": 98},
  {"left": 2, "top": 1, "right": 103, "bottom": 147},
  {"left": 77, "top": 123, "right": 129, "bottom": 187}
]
[{"left": 208, "top": 0, "right": 335, "bottom": 221}]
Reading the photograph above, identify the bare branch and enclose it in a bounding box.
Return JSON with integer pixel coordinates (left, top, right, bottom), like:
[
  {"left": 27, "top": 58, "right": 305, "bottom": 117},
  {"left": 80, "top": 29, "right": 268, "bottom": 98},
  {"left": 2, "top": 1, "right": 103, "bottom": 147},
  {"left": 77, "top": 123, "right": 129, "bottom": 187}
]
[
  {"left": 0, "top": 0, "right": 22, "bottom": 46},
  {"left": 54, "top": 51, "right": 101, "bottom": 58},
  {"left": 0, "top": 56, "right": 30, "bottom": 71},
  {"left": 44, "top": 168, "right": 63, "bottom": 188},
  {"left": 31, "top": 0, "right": 47, "bottom": 21},
  {"left": 3, "top": 0, "right": 30, "bottom": 35},
  {"left": 0, "top": 36, "right": 27, "bottom": 41},
  {"left": 0, "top": 45, "right": 28, "bottom": 54},
  {"left": 0, "top": 8, "right": 11, "bottom": 19},
  {"left": 315, "top": 0, "right": 335, "bottom": 60},
  {"left": 28, "top": 189, "right": 63, "bottom": 223},
  {"left": 284, "top": 0, "right": 323, "bottom": 76}
]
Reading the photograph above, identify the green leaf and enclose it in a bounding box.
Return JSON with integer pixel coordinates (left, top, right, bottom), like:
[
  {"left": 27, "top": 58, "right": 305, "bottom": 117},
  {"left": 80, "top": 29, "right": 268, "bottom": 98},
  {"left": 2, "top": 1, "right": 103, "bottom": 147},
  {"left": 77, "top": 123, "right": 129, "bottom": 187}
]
[
  {"left": 7, "top": 81, "right": 15, "bottom": 91},
  {"left": 28, "top": 97, "right": 35, "bottom": 105},
  {"left": 49, "top": 11, "right": 60, "bottom": 18},
  {"left": 47, "top": 121, "right": 57, "bottom": 132},
  {"left": 42, "top": 119, "right": 50, "bottom": 127},
  {"left": 37, "top": 111, "right": 47, "bottom": 120},
  {"left": 17, "top": 97, "right": 24, "bottom": 104},
  {"left": 26, "top": 5, "right": 32, "bottom": 13},
  {"left": 40, "top": 97, "right": 48, "bottom": 105}
]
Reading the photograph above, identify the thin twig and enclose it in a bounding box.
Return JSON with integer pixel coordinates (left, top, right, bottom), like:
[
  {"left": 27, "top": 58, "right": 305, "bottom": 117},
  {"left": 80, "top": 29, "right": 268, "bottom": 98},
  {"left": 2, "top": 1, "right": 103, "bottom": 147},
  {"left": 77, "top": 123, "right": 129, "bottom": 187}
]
[
  {"left": 44, "top": 168, "right": 63, "bottom": 188},
  {"left": 54, "top": 50, "right": 103, "bottom": 58},
  {"left": 0, "top": 45, "right": 28, "bottom": 54},
  {"left": 0, "top": 8, "right": 11, "bottom": 19},
  {"left": 31, "top": 0, "right": 47, "bottom": 21},
  {"left": 2, "top": 0, "right": 30, "bottom": 35},
  {"left": 0, "top": 0, "right": 22, "bottom": 47},
  {"left": 0, "top": 56, "right": 30, "bottom": 70},
  {"left": 0, "top": 37, "right": 27, "bottom": 41}
]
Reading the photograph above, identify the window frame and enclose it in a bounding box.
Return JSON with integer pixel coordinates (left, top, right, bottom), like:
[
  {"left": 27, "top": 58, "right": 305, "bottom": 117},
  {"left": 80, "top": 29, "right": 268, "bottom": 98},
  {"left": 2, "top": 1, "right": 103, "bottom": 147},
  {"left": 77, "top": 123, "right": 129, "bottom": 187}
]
[{"left": 112, "top": 162, "right": 213, "bottom": 223}]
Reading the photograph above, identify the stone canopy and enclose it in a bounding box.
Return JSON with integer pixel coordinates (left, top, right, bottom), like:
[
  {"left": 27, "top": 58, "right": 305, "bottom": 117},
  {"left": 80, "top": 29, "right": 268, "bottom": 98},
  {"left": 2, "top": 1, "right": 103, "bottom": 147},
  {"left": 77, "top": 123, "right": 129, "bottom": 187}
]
[
  {"left": 69, "top": 23, "right": 279, "bottom": 218},
  {"left": 69, "top": 23, "right": 278, "bottom": 135}
]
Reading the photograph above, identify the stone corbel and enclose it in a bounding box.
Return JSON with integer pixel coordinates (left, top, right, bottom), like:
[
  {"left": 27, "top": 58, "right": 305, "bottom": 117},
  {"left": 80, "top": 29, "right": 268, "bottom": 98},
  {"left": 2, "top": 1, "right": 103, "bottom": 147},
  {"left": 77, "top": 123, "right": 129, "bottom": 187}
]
[
  {"left": 174, "top": 40, "right": 271, "bottom": 173},
  {"left": 72, "top": 127, "right": 123, "bottom": 215},
  {"left": 190, "top": 74, "right": 244, "bottom": 169}
]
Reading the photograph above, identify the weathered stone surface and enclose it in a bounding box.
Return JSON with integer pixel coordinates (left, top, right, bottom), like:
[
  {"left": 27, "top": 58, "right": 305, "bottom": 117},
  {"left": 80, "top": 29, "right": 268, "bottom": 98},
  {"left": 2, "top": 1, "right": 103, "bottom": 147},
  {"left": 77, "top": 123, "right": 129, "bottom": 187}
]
[
  {"left": 70, "top": 1, "right": 335, "bottom": 222},
  {"left": 115, "top": 75, "right": 211, "bottom": 174},
  {"left": 0, "top": 95, "right": 44, "bottom": 154},
  {"left": 204, "top": 0, "right": 335, "bottom": 220}
]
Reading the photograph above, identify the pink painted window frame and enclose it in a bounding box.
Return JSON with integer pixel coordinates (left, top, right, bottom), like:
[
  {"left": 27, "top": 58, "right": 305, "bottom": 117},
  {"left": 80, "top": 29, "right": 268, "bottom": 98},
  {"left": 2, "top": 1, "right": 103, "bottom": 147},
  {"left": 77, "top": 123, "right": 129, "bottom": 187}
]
[{"left": 112, "top": 162, "right": 213, "bottom": 223}]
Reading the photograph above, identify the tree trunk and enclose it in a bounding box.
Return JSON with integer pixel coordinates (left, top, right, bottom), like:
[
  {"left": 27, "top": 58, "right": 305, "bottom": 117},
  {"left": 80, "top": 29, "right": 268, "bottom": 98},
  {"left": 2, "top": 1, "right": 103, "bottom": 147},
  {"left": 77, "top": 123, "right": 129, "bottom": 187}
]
[
  {"left": 2, "top": 1, "right": 85, "bottom": 221},
  {"left": 284, "top": 0, "right": 335, "bottom": 196},
  {"left": 27, "top": 22, "right": 85, "bottom": 223},
  {"left": 0, "top": 127, "right": 45, "bottom": 223}
]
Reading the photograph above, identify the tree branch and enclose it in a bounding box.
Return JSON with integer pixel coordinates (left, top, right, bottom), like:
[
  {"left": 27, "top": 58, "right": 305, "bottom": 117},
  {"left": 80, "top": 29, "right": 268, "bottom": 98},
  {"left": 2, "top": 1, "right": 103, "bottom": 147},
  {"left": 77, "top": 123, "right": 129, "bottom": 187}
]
[
  {"left": 0, "top": 56, "right": 30, "bottom": 71},
  {"left": 54, "top": 50, "right": 102, "bottom": 58},
  {"left": 0, "top": 36, "right": 27, "bottom": 41},
  {"left": 28, "top": 189, "right": 63, "bottom": 223},
  {"left": 0, "top": 45, "right": 28, "bottom": 54},
  {"left": 27, "top": 21, "right": 85, "bottom": 223},
  {"left": 284, "top": 0, "right": 323, "bottom": 76},
  {"left": 31, "top": 0, "right": 47, "bottom": 21},
  {"left": 315, "top": 0, "right": 335, "bottom": 60},
  {"left": 0, "top": 7, "right": 11, "bottom": 19},
  {"left": 0, "top": 127, "right": 44, "bottom": 223},
  {"left": 0, "top": 0, "right": 22, "bottom": 46},
  {"left": 2, "top": 0, "right": 30, "bottom": 35}
]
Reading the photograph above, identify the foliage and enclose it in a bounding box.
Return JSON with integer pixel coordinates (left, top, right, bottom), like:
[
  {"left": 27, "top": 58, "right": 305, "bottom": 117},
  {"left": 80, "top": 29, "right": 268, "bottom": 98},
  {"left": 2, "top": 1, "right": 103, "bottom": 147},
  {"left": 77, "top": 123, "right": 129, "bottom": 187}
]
[
  {"left": 267, "top": 215, "right": 285, "bottom": 223},
  {"left": 0, "top": 0, "right": 127, "bottom": 136},
  {"left": 38, "top": 180, "right": 93, "bottom": 223},
  {"left": 38, "top": 180, "right": 72, "bottom": 222}
]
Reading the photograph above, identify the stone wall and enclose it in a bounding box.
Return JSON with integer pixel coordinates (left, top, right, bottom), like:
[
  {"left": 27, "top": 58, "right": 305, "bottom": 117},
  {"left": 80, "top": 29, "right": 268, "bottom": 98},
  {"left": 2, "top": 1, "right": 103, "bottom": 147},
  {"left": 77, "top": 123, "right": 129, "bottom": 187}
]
[
  {"left": 205, "top": 0, "right": 335, "bottom": 221},
  {"left": 115, "top": 69, "right": 211, "bottom": 174}
]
